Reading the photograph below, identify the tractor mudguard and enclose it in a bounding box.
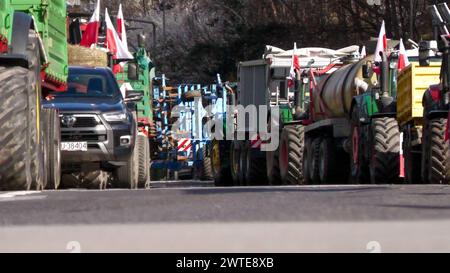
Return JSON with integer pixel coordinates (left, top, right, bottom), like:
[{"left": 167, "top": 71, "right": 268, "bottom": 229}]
[
  {"left": 10, "top": 12, "right": 34, "bottom": 56},
  {"left": 0, "top": 12, "right": 34, "bottom": 68}
]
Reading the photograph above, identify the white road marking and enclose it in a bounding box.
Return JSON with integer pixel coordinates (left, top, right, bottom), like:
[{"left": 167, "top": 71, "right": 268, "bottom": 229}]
[{"left": 0, "top": 191, "right": 42, "bottom": 199}]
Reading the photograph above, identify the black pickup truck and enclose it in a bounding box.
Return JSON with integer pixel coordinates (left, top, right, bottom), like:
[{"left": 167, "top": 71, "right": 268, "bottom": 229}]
[{"left": 43, "top": 66, "right": 144, "bottom": 189}]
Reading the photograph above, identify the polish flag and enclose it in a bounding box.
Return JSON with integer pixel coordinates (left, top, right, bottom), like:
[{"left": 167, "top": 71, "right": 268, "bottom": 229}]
[
  {"left": 398, "top": 39, "right": 411, "bottom": 72},
  {"left": 374, "top": 20, "right": 387, "bottom": 63},
  {"left": 361, "top": 46, "right": 367, "bottom": 58},
  {"left": 288, "top": 43, "right": 300, "bottom": 89},
  {"left": 117, "top": 4, "right": 129, "bottom": 51},
  {"left": 105, "top": 8, "right": 133, "bottom": 62},
  {"left": 80, "top": 0, "right": 101, "bottom": 48}
]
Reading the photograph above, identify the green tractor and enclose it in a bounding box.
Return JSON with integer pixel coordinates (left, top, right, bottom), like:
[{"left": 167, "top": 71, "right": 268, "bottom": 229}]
[
  {"left": 0, "top": 0, "right": 68, "bottom": 191},
  {"left": 115, "top": 34, "right": 155, "bottom": 186}
]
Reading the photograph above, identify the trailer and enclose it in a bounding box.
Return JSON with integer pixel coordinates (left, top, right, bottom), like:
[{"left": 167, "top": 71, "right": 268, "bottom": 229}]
[
  {"left": 0, "top": 0, "right": 67, "bottom": 191},
  {"left": 151, "top": 75, "right": 226, "bottom": 181}
]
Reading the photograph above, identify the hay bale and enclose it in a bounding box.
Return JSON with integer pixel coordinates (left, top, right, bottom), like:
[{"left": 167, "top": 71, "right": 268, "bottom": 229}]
[{"left": 68, "top": 44, "right": 108, "bottom": 67}]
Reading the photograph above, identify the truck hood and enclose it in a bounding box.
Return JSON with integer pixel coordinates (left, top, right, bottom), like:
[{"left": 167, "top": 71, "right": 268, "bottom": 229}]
[{"left": 43, "top": 97, "right": 125, "bottom": 113}]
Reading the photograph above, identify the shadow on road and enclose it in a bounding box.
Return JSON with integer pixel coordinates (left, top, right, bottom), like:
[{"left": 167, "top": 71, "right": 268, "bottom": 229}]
[{"left": 181, "top": 185, "right": 392, "bottom": 195}]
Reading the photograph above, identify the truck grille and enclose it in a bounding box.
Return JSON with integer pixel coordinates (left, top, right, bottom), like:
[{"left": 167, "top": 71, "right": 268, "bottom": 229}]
[{"left": 60, "top": 115, "right": 100, "bottom": 128}]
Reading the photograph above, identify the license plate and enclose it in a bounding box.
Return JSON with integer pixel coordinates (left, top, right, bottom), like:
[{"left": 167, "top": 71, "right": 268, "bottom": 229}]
[{"left": 61, "top": 142, "right": 88, "bottom": 152}]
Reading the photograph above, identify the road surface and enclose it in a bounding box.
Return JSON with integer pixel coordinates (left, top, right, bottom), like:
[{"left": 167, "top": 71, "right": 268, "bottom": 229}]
[{"left": 1, "top": 182, "right": 450, "bottom": 252}]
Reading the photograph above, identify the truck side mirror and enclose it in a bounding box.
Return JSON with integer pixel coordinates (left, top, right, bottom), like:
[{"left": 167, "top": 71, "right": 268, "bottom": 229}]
[
  {"left": 128, "top": 63, "right": 139, "bottom": 81},
  {"left": 419, "top": 41, "right": 431, "bottom": 67},
  {"left": 138, "top": 34, "right": 146, "bottom": 48}
]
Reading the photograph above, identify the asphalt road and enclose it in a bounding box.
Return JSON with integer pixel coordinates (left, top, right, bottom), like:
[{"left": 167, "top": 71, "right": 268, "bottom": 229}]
[{"left": 1, "top": 182, "right": 450, "bottom": 252}]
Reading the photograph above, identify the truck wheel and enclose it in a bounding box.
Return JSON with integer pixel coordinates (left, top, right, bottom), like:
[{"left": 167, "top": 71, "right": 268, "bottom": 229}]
[
  {"left": 279, "top": 125, "right": 305, "bottom": 185},
  {"left": 403, "top": 128, "right": 421, "bottom": 184},
  {"left": 239, "top": 142, "right": 249, "bottom": 186},
  {"left": 83, "top": 171, "right": 109, "bottom": 190},
  {"left": 0, "top": 66, "right": 33, "bottom": 190},
  {"left": 200, "top": 144, "right": 213, "bottom": 181},
  {"left": 114, "top": 144, "right": 139, "bottom": 189},
  {"left": 211, "top": 140, "right": 232, "bottom": 186},
  {"left": 27, "top": 30, "right": 46, "bottom": 190},
  {"left": 350, "top": 124, "right": 369, "bottom": 184},
  {"left": 230, "top": 141, "right": 242, "bottom": 186},
  {"left": 369, "top": 117, "right": 400, "bottom": 184},
  {"left": 43, "top": 108, "right": 61, "bottom": 190},
  {"left": 303, "top": 138, "right": 312, "bottom": 184},
  {"left": 137, "top": 135, "right": 150, "bottom": 188},
  {"left": 427, "top": 118, "right": 450, "bottom": 184},
  {"left": 318, "top": 137, "right": 336, "bottom": 184},
  {"left": 310, "top": 138, "right": 321, "bottom": 184},
  {"left": 244, "top": 141, "right": 268, "bottom": 186},
  {"left": 421, "top": 120, "right": 430, "bottom": 184},
  {"left": 266, "top": 147, "right": 282, "bottom": 185}
]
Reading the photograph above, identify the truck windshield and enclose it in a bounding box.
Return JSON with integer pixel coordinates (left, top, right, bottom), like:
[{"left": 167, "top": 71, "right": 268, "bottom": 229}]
[{"left": 51, "top": 68, "right": 121, "bottom": 98}]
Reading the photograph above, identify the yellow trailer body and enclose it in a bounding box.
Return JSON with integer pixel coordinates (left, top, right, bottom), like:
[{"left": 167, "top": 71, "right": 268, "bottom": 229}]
[{"left": 397, "top": 62, "right": 441, "bottom": 127}]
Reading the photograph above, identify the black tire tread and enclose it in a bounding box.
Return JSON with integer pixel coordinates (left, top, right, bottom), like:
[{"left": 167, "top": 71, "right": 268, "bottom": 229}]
[{"left": 370, "top": 117, "right": 400, "bottom": 184}]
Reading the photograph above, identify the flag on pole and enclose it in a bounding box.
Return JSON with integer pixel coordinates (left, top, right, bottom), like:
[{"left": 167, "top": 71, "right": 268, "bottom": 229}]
[
  {"left": 288, "top": 43, "right": 300, "bottom": 89},
  {"left": 398, "top": 39, "right": 411, "bottom": 71},
  {"left": 117, "top": 4, "right": 129, "bottom": 51},
  {"left": 361, "top": 46, "right": 367, "bottom": 58},
  {"left": 80, "top": 0, "right": 101, "bottom": 48},
  {"left": 105, "top": 8, "right": 133, "bottom": 61},
  {"left": 374, "top": 20, "right": 387, "bottom": 63}
]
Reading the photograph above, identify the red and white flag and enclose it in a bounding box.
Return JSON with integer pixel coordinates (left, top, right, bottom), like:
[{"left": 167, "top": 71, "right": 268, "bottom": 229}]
[
  {"left": 288, "top": 43, "right": 300, "bottom": 89},
  {"left": 374, "top": 20, "right": 387, "bottom": 63},
  {"left": 105, "top": 8, "right": 133, "bottom": 61},
  {"left": 117, "top": 4, "right": 129, "bottom": 51},
  {"left": 80, "top": 0, "right": 100, "bottom": 48},
  {"left": 398, "top": 39, "right": 411, "bottom": 72},
  {"left": 361, "top": 46, "right": 367, "bottom": 58}
]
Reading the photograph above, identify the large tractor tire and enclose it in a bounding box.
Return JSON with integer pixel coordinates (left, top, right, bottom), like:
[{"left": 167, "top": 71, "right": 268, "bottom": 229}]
[
  {"left": 309, "top": 138, "right": 322, "bottom": 184},
  {"left": 83, "top": 171, "right": 109, "bottom": 190},
  {"left": 0, "top": 66, "right": 33, "bottom": 190},
  {"left": 43, "top": 108, "right": 61, "bottom": 190},
  {"left": 230, "top": 141, "right": 243, "bottom": 186},
  {"left": 266, "top": 147, "right": 282, "bottom": 185},
  {"left": 244, "top": 141, "right": 268, "bottom": 186},
  {"left": 136, "top": 134, "right": 151, "bottom": 188},
  {"left": 427, "top": 118, "right": 450, "bottom": 184},
  {"left": 403, "top": 128, "right": 421, "bottom": 184},
  {"left": 199, "top": 144, "right": 213, "bottom": 181},
  {"left": 114, "top": 142, "right": 139, "bottom": 189},
  {"left": 369, "top": 117, "right": 400, "bottom": 184},
  {"left": 318, "top": 137, "right": 336, "bottom": 184},
  {"left": 210, "top": 140, "right": 232, "bottom": 186},
  {"left": 350, "top": 112, "right": 370, "bottom": 184},
  {"left": 279, "top": 125, "right": 305, "bottom": 185},
  {"left": 27, "top": 30, "right": 46, "bottom": 190}
]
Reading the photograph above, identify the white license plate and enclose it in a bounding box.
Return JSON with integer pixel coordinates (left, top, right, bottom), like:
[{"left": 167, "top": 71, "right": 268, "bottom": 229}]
[{"left": 61, "top": 142, "right": 88, "bottom": 152}]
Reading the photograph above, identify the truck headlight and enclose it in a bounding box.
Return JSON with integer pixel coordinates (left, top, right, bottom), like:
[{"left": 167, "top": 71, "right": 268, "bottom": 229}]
[{"left": 103, "top": 111, "right": 128, "bottom": 122}]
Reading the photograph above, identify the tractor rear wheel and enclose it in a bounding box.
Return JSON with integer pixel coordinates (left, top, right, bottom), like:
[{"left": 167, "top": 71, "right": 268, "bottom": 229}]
[
  {"left": 0, "top": 66, "right": 33, "bottom": 190},
  {"left": 244, "top": 141, "right": 268, "bottom": 186},
  {"left": 279, "top": 125, "right": 305, "bottom": 185},
  {"left": 211, "top": 140, "right": 232, "bottom": 186},
  {"left": 427, "top": 118, "right": 450, "bottom": 184},
  {"left": 43, "top": 108, "right": 61, "bottom": 190},
  {"left": 230, "top": 141, "right": 242, "bottom": 186},
  {"left": 369, "top": 117, "right": 400, "bottom": 184}
]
